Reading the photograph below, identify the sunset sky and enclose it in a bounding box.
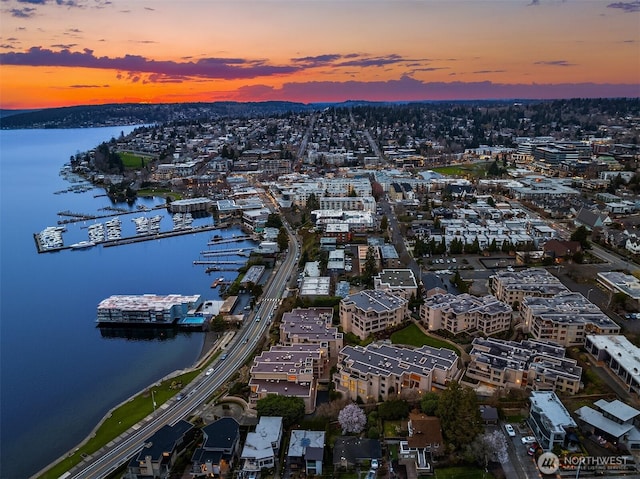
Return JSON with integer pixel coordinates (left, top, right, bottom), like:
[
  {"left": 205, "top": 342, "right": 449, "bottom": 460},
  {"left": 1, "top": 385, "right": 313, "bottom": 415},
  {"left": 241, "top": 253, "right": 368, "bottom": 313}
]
[{"left": 1, "top": 0, "right": 639, "bottom": 109}]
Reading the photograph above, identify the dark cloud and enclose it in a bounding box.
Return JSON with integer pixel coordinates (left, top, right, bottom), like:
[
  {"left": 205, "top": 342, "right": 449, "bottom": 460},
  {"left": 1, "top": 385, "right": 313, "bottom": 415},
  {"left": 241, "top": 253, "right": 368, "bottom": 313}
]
[
  {"left": 68, "top": 83, "right": 109, "bottom": 88},
  {"left": 16, "top": 0, "right": 46, "bottom": 4},
  {"left": 291, "top": 54, "right": 344, "bottom": 66},
  {"left": 607, "top": 1, "right": 640, "bottom": 12},
  {"left": 132, "top": 40, "right": 157, "bottom": 44},
  {"left": 51, "top": 43, "right": 78, "bottom": 48},
  {"left": 336, "top": 54, "right": 408, "bottom": 68},
  {"left": 473, "top": 69, "right": 507, "bottom": 73},
  {"left": 534, "top": 60, "right": 575, "bottom": 66},
  {"left": 0, "top": 44, "right": 17, "bottom": 49},
  {"left": 9, "top": 7, "right": 36, "bottom": 17},
  {"left": 144, "top": 6, "right": 154, "bottom": 11},
  {"left": 0, "top": 47, "right": 300, "bottom": 79}
]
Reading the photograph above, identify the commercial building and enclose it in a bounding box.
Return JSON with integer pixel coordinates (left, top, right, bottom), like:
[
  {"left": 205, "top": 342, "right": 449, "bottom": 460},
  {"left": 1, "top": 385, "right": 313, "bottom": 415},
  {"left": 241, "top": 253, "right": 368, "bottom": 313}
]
[
  {"left": 97, "top": 294, "right": 202, "bottom": 325},
  {"left": 333, "top": 341, "right": 460, "bottom": 402},
  {"left": 340, "top": 289, "right": 408, "bottom": 340},
  {"left": 420, "top": 293, "right": 512, "bottom": 336}
]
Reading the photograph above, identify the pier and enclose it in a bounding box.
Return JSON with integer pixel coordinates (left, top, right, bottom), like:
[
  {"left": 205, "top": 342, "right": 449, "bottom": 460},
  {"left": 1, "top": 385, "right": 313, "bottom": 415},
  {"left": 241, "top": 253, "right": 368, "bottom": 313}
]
[
  {"left": 193, "top": 260, "right": 247, "bottom": 265},
  {"left": 207, "top": 235, "right": 252, "bottom": 246},
  {"left": 199, "top": 248, "right": 252, "bottom": 257}
]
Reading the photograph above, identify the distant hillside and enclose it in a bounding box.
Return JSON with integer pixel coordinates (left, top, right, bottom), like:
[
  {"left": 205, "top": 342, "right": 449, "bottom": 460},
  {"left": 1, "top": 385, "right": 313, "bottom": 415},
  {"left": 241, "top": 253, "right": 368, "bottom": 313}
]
[{"left": 0, "top": 101, "right": 316, "bottom": 129}]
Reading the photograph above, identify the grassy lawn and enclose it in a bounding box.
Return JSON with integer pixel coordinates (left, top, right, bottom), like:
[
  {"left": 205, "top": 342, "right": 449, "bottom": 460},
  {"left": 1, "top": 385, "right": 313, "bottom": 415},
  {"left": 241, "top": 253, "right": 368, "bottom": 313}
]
[
  {"left": 137, "top": 188, "right": 181, "bottom": 199},
  {"left": 120, "top": 152, "right": 148, "bottom": 169},
  {"left": 390, "top": 323, "right": 460, "bottom": 355},
  {"left": 431, "top": 162, "right": 493, "bottom": 179},
  {"left": 383, "top": 420, "right": 407, "bottom": 438},
  {"left": 38, "top": 369, "right": 201, "bottom": 479},
  {"left": 434, "top": 466, "right": 492, "bottom": 478}
]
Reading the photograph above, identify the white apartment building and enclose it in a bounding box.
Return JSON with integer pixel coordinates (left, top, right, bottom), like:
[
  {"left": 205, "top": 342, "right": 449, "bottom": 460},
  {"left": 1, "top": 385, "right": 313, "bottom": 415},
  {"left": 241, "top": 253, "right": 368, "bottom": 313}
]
[
  {"left": 340, "top": 290, "right": 408, "bottom": 340},
  {"left": 490, "top": 268, "right": 569, "bottom": 308}
]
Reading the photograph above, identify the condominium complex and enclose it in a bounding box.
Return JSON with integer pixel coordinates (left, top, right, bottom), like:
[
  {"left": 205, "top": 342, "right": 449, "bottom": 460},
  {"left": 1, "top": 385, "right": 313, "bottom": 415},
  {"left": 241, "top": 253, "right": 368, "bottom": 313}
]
[
  {"left": 96, "top": 294, "right": 202, "bottom": 325},
  {"left": 521, "top": 292, "right": 620, "bottom": 346},
  {"left": 490, "top": 268, "right": 568, "bottom": 307},
  {"left": 420, "top": 293, "right": 512, "bottom": 336},
  {"left": 333, "top": 341, "right": 460, "bottom": 402},
  {"left": 339, "top": 289, "right": 408, "bottom": 340},
  {"left": 279, "top": 307, "right": 344, "bottom": 362},
  {"left": 465, "top": 337, "right": 582, "bottom": 394}
]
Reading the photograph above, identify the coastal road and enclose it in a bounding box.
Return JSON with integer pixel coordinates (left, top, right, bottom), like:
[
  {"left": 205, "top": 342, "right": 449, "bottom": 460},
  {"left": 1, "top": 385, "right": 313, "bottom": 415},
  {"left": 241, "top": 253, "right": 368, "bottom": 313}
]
[{"left": 63, "top": 223, "right": 300, "bottom": 479}]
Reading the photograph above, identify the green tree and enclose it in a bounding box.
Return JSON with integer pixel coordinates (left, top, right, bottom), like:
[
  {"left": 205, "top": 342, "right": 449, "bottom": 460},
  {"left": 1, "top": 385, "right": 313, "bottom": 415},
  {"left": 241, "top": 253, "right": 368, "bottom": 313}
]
[
  {"left": 210, "top": 314, "right": 226, "bottom": 332},
  {"left": 380, "top": 215, "right": 389, "bottom": 231},
  {"left": 570, "top": 225, "right": 591, "bottom": 249},
  {"left": 265, "top": 214, "right": 283, "bottom": 229},
  {"left": 277, "top": 227, "right": 289, "bottom": 253},
  {"left": 420, "top": 392, "right": 439, "bottom": 416},
  {"left": 306, "top": 193, "right": 319, "bottom": 212},
  {"left": 363, "top": 246, "right": 378, "bottom": 287},
  {"left": 256, "top": 395, "right": 305, "bottom": 428},
  {"left": 436, "top": 381, "right": 483, "bottom": 451},
  {"left": 378, "top": 399, "right": 410, "bottom": 421}
]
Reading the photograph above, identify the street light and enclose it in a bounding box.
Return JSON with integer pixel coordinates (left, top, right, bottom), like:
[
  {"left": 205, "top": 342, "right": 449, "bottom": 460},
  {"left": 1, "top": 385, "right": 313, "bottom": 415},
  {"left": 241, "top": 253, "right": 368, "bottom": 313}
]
[
  {"left": 151, "top": 390, "right": 157, "bottom": 414},
  {"left": 587, "top": 288, "right": 594, "bottom": 302}
]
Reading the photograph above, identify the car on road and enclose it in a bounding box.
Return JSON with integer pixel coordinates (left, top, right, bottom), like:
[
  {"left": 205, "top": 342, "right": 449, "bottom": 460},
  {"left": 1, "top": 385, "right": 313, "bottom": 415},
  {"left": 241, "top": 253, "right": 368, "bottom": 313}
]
[
  {"left": 521, "top": 436, "right": 536, "bottom": 445},
  {"left": 527, "top": 443, "right": 540, "bottom": 456},
  {"left": 205, "top": 368, "right": 214, "bottom": 376},
  {"left": 371, "top": 459, "right": 379, "bottom": 469},
  {"left": 220, "top": 353, "right": 227, "bottom": 360},
  {"left": 504, "top": 424, "right": 516, "bottom": 437}
]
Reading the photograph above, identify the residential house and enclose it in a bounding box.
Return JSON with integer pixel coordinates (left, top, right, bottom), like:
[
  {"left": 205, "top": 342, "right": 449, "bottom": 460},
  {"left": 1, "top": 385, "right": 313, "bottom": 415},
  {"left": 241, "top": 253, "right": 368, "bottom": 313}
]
[
  {"left": 287, "top": 430, "right": 326, "bottom": 476},
  {"left": 399, "top": 413, "right": 444, "bottom": 474},
  {"left": 575, "top": 207, "right": 611, "bottom": 231},
  {"left": 190, "top": 417, "right": 240, "bottom": 477},
  {"left": 240, "top": 417, "right": 283, "bottom": 474},
  {"left": 527, "top": 391, "right": 577, "bottom": 451},
  {"left": 575, "top": 399, "right": 640, "bottom": 452},
  {"left": 126, "top": 420, "right": 196, "bottom": 479},
  {"left": 542, "top": 239, "right": 582, "bottom": 262}
]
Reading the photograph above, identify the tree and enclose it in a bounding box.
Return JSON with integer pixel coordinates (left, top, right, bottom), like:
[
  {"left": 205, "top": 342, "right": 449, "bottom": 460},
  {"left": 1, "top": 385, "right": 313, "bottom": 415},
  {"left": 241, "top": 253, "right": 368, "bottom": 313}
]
[
  {"left": 362, "top": 246, "right": 378, "bottom": 287},
  {"left": 466, "top": 430, "right": 509, "bottom": 471},
  {"left": 277, "top": 227, "right": 289, "bottom": 253},
  {"left": 265, "top": 213, "right": 283, "bottom": 229},
  {"left": 378, "top": 399, "right": 410, "bottom": 421},
  {"left": 436, "top": 381, "right": 483, "bottom": 451},
  {"left": 570, "top": 225, "right": 591, "bottom": 250},
  {"left": 256, "top": 395, "right": 305, "bottom": 429},
  {"left": 380, "top": 215, "right": 389, "bottom": 231},
  {"left": 420, "top": 392, "right": 439, "bottom": 416},
  {"left": 306, "top": 193, "right": 319, "bottom": 212},
  {"left": 338, "top": 403, "right": 367, "bottom": 434}
]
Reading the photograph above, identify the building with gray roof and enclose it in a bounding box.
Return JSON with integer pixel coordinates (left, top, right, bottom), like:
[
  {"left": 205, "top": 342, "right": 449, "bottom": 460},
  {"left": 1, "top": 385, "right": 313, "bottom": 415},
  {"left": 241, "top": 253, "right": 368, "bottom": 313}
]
[
  {"left": 584, "top": 335, "right": 640, "bottom": 395},
  {"left": 340, "top": 289, "right": 408, "bottom": 340},
  {"left": 522, "top": 292, "right": 620, "bottom": 346},
  {"left": 527, "top": 391, "right": 577, "bottom": 451},
  {"left": 280, "top": 307, "right": 343, "bottom": 362},
  {"left": 374, "top": 269, "right": 418, "bottom": 299},
  {"left": 240, "top": 417, "right": 283, "bottom": 474},
  {"left": 597, "top": 271, "right": 640, "bottom": 301},
  {"left": 465, "top": 337, "right": 582, "bottom": 394},
  {"left": 333, "top": 341, "right": 460, "bottom": 402},
  {"left": 287, "top": 430, "right": 326, "bottom": 476},
  {"left": 420, "top": 293, "right": 512, "bottom": 336},
  {"left": 490, "top": 268, "right": 569, "bottom": 307}
]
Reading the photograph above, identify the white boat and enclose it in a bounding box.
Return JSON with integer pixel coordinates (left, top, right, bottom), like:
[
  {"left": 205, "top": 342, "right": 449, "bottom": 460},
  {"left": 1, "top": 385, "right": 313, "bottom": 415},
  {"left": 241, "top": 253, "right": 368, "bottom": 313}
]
[{"left": 70, "top": 240, "right": 95, "bottom": 249}]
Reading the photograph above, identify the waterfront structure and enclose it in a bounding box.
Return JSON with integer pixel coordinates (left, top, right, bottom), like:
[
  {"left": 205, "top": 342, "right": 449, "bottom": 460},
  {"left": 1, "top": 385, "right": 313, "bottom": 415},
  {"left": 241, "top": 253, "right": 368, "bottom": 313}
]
[
  {"left": 96, "top": 294, "right": 202, "bottom": 325},
  {"left": 287, "top": 430, "right": 326, "bottom": 476},
  {"left": 521, "top": 292, "right": 620, "bottom": 346},
  {"left": 240, "top": 417, "right": 283, "bottom": 475},
  {"left": 465, "top": 337, "right": 582, "bottom": 394},
  {"left": 527, "top": 391, "right": 577, "bottom": 451},
  {"left": 339, "top": 289, "right": 408, "bottom": 340},
  {"left": 575, "top": 399, "right": 640, "bottom": 451},
  {"left": 584, "top": 335, "right": 640, "bottom": 395},
  {"left": 190, "top": 418, "right": 240, "bottom": 477},
  {"left": 490, "top": 268, "right": 569, "bottom": 308},
  {"left": 420, "top": 293, "right": 512, "bottom": 336},
  {"left": 168, "top": 197, "right": 213, "bottom": 213},
  {"left": 333, "top": 341, "right": 459, "bottom": 402},
  {"left": 125, "top": 420, "right": 196, "bottom": 479},
  {"left": 374, "top": 269, "right": 418, "bottom": 300},
  {"left": 241, "top": 265, "right": 265, "bottom": 287}
]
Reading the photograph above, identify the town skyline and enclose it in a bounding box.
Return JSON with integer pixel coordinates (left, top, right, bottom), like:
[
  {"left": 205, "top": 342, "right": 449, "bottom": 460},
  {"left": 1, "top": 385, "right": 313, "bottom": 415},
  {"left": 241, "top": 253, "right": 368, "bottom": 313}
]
[{"left": 1, "top": 0, "right": 639, "bottom": 110}]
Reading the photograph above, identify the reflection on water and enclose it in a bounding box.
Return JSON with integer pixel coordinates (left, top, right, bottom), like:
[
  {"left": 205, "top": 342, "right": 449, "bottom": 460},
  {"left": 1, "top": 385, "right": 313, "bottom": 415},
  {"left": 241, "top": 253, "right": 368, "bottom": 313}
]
[{"left": 98, "top": 326, "right": 184, "bottom": 341}]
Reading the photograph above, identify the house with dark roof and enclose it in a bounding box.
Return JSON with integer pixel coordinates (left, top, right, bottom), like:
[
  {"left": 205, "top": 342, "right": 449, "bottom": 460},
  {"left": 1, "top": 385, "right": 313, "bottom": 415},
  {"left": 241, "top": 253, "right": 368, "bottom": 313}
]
[
  {"left": 125, "top": 420, "right": 196, "bottom": 479},
  {"left": 333, "top": 437, "right": 381, "bottom": 469},
  {"left": 287, "top": 430, "right": 326, "bottom": 476},
  {"left": 399, "top": 413, "right": 444, "bottom": 473},
  {"left": 190, "top": 417, "right": 240, "bottom": 477},
  {"left": 480, "top": 405, "right": 499, "bottom": 425},
  {"left": 542, "top": 239, "right": 581, "bottom": 262},
  {"left": 574, "top": 207, "right": 611, "bottom": 231}
]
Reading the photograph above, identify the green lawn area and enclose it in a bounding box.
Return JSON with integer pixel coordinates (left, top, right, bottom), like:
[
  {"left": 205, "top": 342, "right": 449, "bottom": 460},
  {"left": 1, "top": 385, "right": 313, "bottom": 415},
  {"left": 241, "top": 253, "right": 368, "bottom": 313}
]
[
  {"left": 38, "top": 369, "right": 201, "bottom": 479},
  {"left": 120, "top": 152, "right": 148, "bottom": 169},
  {"left": 390, "top": 323, "right": 460, "bottom": 355},
  {"left": 383, "top": 420, "right": 407, "bottom": 438},
  {"left": 435, "top": 466, "right": 492, "bottom": 478},
  {"left": 431, "top": 162, "right": 493, "bottom": 179}
]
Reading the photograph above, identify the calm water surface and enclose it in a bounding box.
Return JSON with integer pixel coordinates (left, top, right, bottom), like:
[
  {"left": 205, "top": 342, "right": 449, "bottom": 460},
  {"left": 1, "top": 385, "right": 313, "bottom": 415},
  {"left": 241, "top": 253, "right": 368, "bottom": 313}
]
[{"left": 0, "top": 127, "right": 242, "bottom": 478}]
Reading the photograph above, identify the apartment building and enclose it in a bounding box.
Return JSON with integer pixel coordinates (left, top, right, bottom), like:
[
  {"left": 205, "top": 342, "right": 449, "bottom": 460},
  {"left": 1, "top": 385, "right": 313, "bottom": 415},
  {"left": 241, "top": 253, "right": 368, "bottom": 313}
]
[
  {"left": 248, "top": 344, "right": 321, "bottom": 414},
  {"left": 521, "top": 292, "right": 621, "bottom": 346},
  {"left": 340, "top": 289, "right": 408, "bottom": 340},
  {"left": 490, "top": 268, "right": 569, "bottom": 308},
  {"left": 584, "top": 335, "right": 640, "bottom": 395},
  {"left": 373, "top": 269, "right": 418, "bottom": 300},
  {"left": 319, "top": 195, "right": 376, "bottom": 212},
  {"left": 279, "top": 307, "right": 344, "bottom": 363},
  {"left": 465, "top": 337, "right": 582, "bottom": 394},
  {"left": 420, "top": 293, "right": 512, "bottom": 336},
  {"left": 333, "top": 341, "right": 460, "bottom": 402}
]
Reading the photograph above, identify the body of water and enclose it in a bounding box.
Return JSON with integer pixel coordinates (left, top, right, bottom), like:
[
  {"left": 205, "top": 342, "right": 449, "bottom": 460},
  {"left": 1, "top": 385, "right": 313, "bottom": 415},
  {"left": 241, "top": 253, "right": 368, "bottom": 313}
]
[{"left": 0, "top": 127, "right": 246, "bottom": 478}]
